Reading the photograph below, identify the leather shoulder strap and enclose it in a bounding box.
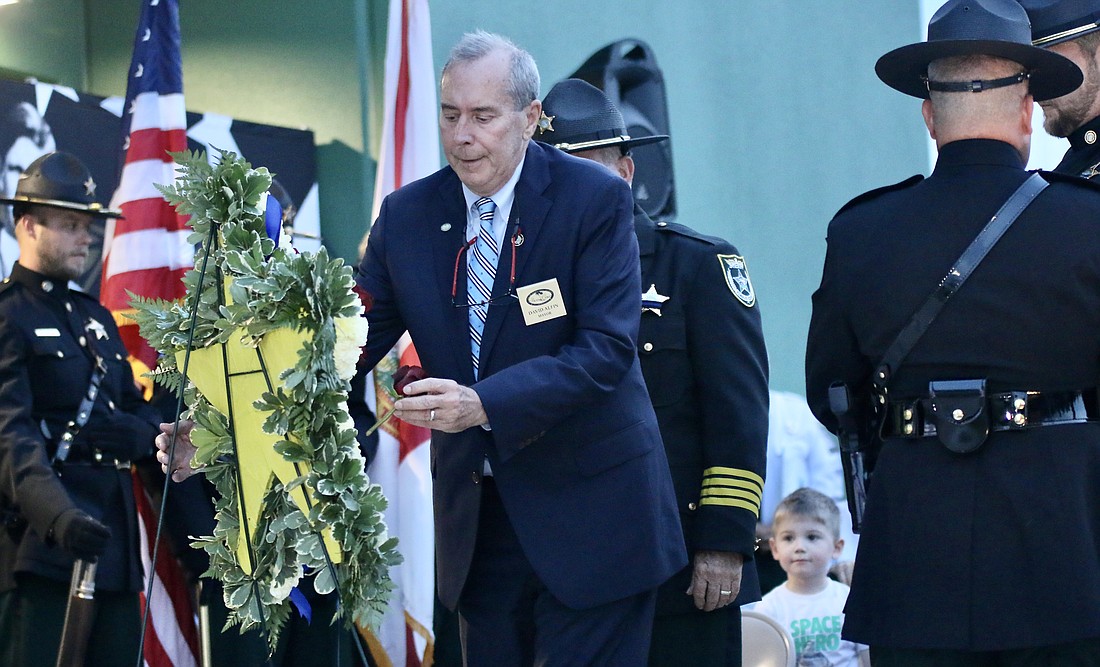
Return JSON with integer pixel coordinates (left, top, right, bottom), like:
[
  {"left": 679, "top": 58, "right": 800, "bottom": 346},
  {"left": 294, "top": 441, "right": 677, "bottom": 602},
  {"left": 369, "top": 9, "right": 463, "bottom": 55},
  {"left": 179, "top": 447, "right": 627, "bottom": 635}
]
[{"left": 873, "top": 172, "right": 1048, "bottom": 391}]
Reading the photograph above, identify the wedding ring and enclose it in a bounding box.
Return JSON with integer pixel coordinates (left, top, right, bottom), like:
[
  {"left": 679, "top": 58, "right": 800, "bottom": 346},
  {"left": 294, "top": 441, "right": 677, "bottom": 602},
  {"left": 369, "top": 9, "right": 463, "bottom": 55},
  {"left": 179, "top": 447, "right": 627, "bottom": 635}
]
[
  {"left": 720, "top": 589, "right": 732, "bottom": 595},
  {"left": 430, "top": 409, "right": 436, "bottom": 422}
]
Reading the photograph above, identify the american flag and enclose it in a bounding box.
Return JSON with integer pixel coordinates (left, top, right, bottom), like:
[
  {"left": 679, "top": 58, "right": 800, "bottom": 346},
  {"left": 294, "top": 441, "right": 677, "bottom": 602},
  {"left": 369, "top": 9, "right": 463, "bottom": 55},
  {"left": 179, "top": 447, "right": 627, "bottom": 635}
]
[
  {"left": 102, "top": 0, "right": 194, "bottom": 372},
  {"left": 360, "top": 1, "right": 440, "bottom": 665},
  {"left": 101, "top": 1, "right": 199, "bottom": 666}
]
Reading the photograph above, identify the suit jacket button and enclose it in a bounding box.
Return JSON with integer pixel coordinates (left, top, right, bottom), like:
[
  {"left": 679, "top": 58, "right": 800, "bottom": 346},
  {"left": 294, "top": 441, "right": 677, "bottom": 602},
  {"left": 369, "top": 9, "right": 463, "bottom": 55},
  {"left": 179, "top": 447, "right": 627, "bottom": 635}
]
[{"left": 471, "top": 471, "right": 481, "bottom": 484}]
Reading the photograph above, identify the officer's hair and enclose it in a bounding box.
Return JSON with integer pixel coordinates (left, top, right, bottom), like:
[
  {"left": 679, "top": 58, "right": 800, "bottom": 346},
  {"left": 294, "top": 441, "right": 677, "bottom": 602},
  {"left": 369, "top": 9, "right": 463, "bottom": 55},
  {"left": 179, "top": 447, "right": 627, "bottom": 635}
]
[
  {"left": 443, "top": 30, "right": 540, "bottom": 112},
  {"left": 1076, "top": 31, "right": 1100, "bottom": 60},
  {"left": 772, "top": 487, "right": 841, "bottom": 539},
  {"left": 926, "top": 55, "right": 1029, "bottom": 127},
  {"left": 578, "top": 146, "right": 628, "bottom": 172}
]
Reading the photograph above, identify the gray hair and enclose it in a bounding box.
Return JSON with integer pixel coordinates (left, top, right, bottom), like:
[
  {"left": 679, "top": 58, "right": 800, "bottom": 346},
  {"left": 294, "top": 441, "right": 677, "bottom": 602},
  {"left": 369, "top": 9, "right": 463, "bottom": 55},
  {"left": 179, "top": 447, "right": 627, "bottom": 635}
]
[{"left": 443, "top": 30, "right": 540, "bottom": 111}]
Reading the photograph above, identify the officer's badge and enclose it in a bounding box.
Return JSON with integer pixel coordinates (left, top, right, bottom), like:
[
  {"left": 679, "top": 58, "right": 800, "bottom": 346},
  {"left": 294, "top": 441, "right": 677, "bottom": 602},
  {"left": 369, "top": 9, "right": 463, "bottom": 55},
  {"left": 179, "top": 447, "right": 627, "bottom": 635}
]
[
  {"left": 718, "top": 254, "right": 755, "bottom": 307},
  {"left": 537, "top": 111, "right": 555, "bottom": 135},
  {"left": 641, "top": 284, "right": 669, "bottom": 316},
  {"left": 85, "top": 317, "right": 108, "bottom": 340}
]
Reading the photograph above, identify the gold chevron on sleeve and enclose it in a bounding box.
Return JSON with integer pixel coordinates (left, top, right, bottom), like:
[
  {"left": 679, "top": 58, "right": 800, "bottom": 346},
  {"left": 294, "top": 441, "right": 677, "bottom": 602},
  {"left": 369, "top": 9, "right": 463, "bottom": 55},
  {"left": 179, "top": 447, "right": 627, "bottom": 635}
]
[{"left": 699, "top": 466, "right": 763, "bottom": 516}]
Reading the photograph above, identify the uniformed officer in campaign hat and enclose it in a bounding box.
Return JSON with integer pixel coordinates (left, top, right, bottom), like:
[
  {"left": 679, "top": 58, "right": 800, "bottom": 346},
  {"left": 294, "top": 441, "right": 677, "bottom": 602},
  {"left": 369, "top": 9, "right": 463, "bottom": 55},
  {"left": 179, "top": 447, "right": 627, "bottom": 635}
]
[
  {"left": 0, "top": 151, "right": 160, "bottom": 666},
  {"left": 539, "top": 78, "right": 770, "bottom": 667},
  {"left": 1020, "top": 0, "right": 1100, "bottom": 176},
  {"left": 807, "top": 0, "right": 1100, "bottom": 664}
]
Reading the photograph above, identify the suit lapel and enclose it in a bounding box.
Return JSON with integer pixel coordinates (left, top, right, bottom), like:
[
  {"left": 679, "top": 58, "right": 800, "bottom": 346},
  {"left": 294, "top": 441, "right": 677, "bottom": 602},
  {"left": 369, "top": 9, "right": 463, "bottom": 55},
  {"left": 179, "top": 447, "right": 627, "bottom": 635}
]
[
  {"left": 433, "top": 173, "right": 477, "bottom": 384},
  {"left": 478, "top": 142, "right": 553, "bottom": 370}
]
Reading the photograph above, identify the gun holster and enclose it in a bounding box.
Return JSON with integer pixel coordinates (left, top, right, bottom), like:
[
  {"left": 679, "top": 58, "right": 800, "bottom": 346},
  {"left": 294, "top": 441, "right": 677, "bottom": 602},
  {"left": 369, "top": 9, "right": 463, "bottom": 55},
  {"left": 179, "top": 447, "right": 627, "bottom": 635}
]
[{"left": 927, "top": 379, "right": 990, "bottom": 454}]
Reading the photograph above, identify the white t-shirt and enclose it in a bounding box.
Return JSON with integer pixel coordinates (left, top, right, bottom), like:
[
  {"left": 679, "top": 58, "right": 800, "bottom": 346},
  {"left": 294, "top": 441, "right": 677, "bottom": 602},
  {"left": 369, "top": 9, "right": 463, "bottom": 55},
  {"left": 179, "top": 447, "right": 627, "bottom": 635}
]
[{"left": 752, "top": 579, "right": 867, "bottom": 667}]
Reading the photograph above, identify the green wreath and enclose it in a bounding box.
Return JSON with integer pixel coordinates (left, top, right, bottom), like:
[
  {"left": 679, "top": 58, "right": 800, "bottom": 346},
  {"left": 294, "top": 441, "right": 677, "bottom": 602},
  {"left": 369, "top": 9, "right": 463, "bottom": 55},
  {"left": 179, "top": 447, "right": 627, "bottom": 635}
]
[{"left": 130, "top": 149, "right": 399, "bottom": 649}]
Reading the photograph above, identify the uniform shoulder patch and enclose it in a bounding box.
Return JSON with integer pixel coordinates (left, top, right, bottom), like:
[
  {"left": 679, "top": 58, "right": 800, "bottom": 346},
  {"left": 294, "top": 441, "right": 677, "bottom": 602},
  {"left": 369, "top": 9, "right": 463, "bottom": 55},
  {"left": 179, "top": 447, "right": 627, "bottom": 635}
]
[
  {"left": 717, "top": 254, "right": 755, "bottom": 307},
  {"left": 655, "top": 221, "right": 721, "bottom": 246},
  {"left": 835, "top": 174, "right": 924, "bottom": 217},
  {"left": 1037, "top": 169, "right": 1100, "bottom": 192}
]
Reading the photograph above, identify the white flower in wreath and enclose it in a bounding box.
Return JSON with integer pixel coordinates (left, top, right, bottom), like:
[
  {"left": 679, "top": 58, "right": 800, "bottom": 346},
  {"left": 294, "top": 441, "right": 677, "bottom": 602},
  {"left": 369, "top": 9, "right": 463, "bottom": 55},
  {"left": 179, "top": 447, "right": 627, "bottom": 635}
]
[
  {"left": 269, "top": 571, "right": 301, "bottom": 601},
  {"left": 333, "top": 308, "right": 369, "bottom": 381}
]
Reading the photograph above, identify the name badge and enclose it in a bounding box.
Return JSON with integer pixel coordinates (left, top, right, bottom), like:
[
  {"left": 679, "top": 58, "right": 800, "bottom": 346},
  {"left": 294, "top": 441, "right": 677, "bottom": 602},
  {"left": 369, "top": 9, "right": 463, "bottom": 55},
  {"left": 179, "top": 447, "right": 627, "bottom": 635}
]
[
  {"left": 34, "top": 328, "right": 61, "bottom": 337},
  {"left": 516, "top": 278, "right": 567, "bottom": 326}
]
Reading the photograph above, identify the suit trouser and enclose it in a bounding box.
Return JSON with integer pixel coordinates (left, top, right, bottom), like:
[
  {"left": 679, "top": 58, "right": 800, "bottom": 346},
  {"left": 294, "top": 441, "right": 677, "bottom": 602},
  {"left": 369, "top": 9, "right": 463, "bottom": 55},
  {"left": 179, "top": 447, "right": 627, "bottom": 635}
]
[
  {"left": 648, "top": 604, "right": 742, "bottom": 667},
  {"left": 0, "top": 571, "right": 140, "bottom": 667},
  {"left": 457, "top": 477, "right": 658, "bottom": 667},
  {"left": 869, "top": 639, "right": 1100, "bottom": 667}
]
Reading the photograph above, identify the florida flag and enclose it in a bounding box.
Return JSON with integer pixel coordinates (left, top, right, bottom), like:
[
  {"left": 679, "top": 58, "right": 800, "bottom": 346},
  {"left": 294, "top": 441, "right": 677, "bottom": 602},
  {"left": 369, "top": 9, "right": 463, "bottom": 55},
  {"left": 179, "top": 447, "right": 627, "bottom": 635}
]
[
  {"left": 100, "top": 1, "right": 198, "bottom": 666},
  {"left": 360, "top": 1, "right": 440, "bottom": 665}
]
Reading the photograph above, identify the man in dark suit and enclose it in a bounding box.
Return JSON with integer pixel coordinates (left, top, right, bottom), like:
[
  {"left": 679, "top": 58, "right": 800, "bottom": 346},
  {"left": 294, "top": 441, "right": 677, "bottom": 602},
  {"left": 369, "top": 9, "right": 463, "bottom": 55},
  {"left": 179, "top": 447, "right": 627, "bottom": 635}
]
[
  {"left": 806, "top": 0, "right": 1100, "bottom": 664},
  {"left": 356, "top": 32, "right": 685, "bottom": 665},
  {"left": 1021, "top": 0, "right": 1100, "bottom": 177},
  {"left": 537, "top": 78, "right": 769, "bottom": 667},
  {"left": 0, "top": 152, "right": 161, "bottom": 665}
]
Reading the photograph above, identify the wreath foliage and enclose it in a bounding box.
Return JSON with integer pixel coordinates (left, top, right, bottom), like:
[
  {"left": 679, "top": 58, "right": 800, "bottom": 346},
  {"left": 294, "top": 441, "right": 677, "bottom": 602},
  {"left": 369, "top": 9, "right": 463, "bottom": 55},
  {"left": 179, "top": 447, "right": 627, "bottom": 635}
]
[{"left": 129, "top": 149, "right": 399, "bottom": 649}]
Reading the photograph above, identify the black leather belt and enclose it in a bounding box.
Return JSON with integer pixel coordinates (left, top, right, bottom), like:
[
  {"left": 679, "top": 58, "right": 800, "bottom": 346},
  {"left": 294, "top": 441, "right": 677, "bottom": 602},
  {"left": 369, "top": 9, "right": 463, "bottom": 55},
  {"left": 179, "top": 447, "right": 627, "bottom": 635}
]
[
  {"left": 883, "top": 389, "right": 1098, "bottom": 439},
  {"left": 62, "top": 449, "right": 131, "bottom": 470}
]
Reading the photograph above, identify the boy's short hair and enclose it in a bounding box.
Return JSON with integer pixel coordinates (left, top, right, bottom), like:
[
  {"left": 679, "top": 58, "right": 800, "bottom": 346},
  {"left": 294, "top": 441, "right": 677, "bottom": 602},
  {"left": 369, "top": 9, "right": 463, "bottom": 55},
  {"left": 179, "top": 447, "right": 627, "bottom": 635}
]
[{"left": 772, "top": 487, "right": 840, "bottom": 539}]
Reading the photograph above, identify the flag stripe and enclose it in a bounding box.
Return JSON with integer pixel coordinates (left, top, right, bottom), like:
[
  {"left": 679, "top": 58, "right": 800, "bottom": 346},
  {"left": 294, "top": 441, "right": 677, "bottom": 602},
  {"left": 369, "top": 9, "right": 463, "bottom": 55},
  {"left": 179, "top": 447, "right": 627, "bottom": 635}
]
[
  {"left": 127, "top": 92, "right": 188, "bottom": 133},
  {"left": 124, "top": 127, "right": 188, "bottom": 163},
  {"left": 134, "top": 474, "right": 199, "bottom": 667},
  {"left": 113, "top": 158, "right": 181, "bottom": 205},
  {"left": 115, "top": 196, "right": 190, "bottom": 234},
  {"left": 103, "top": 228, "right": 194, "bottom": 279},
  {"left": 393, "top": 0, "right": 411, "bottom": 188}
]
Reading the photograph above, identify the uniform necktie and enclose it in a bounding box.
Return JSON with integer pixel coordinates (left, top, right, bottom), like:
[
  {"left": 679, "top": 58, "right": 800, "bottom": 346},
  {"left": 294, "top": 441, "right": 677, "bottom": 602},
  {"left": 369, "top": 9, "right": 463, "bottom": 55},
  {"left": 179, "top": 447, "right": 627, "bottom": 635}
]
[{"left": 468, "top": 197, "right": 498, "bottom": 379}]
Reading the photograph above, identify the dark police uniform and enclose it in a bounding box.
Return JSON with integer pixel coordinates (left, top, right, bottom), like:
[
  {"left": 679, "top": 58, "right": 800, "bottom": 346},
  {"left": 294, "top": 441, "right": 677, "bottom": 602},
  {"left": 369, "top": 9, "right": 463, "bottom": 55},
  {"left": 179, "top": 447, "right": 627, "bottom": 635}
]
[
  {"left": 636, "top": 205, "right": 769, "bottom": 666},
  {"left": 806, "top": 139, "right": 1100, "bottom": 651},
  {"left": 0, "top": 262, "right": 160, "bottom": 665},
  {"left": 1052, "top": 115, "right": 1100, "bottom": 179},
  {"left": 1021, "top": 0, "right": 1100, "bottom": 180}
]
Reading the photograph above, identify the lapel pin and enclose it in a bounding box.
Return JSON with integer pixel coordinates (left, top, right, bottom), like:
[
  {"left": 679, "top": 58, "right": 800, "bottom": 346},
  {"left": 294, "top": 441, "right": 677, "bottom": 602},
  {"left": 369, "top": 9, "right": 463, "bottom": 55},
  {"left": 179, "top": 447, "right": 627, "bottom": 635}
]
[
  {"left": 514, "top": 232, "right": 524, "bottom": 247},
  {"left": 440, "top": 223, "right": 452, "bottom": 232}
]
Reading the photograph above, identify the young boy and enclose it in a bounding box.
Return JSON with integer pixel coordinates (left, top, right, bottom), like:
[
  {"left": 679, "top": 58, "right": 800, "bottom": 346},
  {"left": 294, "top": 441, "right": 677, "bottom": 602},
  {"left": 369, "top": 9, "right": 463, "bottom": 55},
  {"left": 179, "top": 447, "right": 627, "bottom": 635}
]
[{"left": 754, "top": 487, "right": 869, "bottom": 667}]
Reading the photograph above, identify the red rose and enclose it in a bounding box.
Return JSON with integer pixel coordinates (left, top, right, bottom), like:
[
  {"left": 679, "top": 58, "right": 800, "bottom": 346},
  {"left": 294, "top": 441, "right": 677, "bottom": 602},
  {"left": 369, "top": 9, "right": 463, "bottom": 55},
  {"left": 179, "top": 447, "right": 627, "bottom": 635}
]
[
  {"left": 392, "top": 365, "right": 428, "bottom": 396},
  {"left": 353, "top": 284, "right": 374, "bottom": 313}
]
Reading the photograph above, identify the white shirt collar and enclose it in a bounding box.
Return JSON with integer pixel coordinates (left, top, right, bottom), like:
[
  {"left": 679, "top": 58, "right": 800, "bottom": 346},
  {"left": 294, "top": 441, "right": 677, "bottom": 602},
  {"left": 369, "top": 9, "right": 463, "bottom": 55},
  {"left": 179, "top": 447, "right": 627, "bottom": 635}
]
[{"left": 461, "top": 154, "right": 526, "bottom": 242}]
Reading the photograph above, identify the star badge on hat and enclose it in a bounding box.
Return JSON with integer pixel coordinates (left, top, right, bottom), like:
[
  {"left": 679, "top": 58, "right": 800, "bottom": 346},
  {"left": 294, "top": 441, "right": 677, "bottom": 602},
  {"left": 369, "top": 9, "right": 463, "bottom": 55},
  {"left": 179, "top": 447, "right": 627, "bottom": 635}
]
[
  {"left": 84, "top": 176, "right": 96, "bottom": 198},
  {"left": 538, "top": 111, "right": 555, "bottom": 134},
  {"left": 641, "top": 284, "right": 669, "bottom": 316}
]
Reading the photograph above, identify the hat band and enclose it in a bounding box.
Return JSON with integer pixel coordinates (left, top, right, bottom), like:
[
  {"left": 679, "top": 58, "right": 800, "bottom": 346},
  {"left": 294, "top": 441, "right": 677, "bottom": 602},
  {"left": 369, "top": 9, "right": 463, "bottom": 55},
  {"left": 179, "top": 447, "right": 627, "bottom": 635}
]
[
  {"left": 9, "top": 195, "right": 116, "bottom": 215},
  {"left": 1034, "top": 22, "right": 1100, "bottom": 47},
  {"left": 924, "top": 72, "right": 1028, "bottom": 93},
  {"left": 554, "top": 135, "right": 631, "bottom": 151}
]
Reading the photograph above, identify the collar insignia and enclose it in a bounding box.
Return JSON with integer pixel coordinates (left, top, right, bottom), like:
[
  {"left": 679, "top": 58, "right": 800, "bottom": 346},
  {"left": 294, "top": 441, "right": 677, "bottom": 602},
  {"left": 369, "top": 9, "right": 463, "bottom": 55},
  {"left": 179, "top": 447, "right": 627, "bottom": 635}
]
[{"left": 641, "top": 284, "right": 669, "bottom": 316}]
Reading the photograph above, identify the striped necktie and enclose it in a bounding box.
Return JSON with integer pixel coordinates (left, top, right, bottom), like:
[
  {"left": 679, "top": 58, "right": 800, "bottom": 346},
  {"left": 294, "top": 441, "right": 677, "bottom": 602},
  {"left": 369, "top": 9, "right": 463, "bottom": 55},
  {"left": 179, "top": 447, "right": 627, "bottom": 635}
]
[{"left": 468, "top": 197, "right": 498, "bottom": 379}]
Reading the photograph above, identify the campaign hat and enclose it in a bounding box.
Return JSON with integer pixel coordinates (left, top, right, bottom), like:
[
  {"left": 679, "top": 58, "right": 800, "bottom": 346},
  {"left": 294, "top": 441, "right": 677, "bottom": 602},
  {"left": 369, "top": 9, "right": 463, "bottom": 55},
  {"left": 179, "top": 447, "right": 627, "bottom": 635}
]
[
  {"left": 876, "top": 0, "right": 1082, "bottom": 101},
  {"left": 536, "top": 78, "right": 668, "bottom": 153},
  {"left": 1020, "top": 0, "right": 1100, "bottom": 47},
  {"left": 0, "top": 151, "right": 122, "bottom": 218}
]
